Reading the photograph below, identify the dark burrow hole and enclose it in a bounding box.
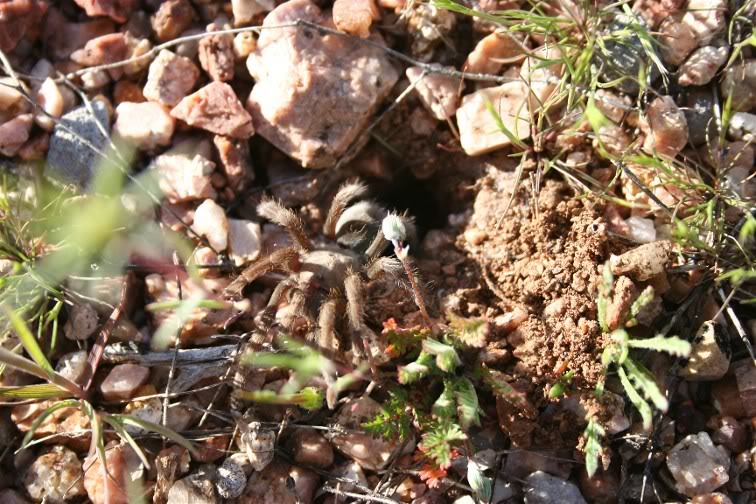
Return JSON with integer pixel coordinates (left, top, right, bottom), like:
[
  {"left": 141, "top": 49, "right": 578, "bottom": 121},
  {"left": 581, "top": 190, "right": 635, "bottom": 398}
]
[{"left": 372, "top": 171, "right": 450, "bottom": 240}]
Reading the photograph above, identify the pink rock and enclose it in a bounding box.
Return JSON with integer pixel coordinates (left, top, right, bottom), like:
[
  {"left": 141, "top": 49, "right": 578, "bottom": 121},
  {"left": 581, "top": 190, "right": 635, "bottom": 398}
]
[
  {"left": 246, "top": 0, "right": 399, "bottom": 168},
  {"left": 143, "top": 50, "right": 199, "bottom": 106},
  {"left": 73, "top": 0, "right": 138, "bottom": 23},
  {"left": 70, "top": 33, "right": 127, "bottom": 67},
  {"left": 199, "top": 29, "right": 235, "bottom": 82},
  {"left": 333, "top": 0, "right": 379, "bottom": 38},
  {"left": 666, "top": 432, "right": 729, "bottom": 497},
  {"left": 44, "top": 8, "right": 115, "bottom": 61},
  {"left": 406, "top": 67, "right": 460, "bottom": 121},
  {"left": 0, "top": 113, "right": 32, "bottom": 156},
  {"left": 99, "top": 364, "right": 150, "bottom": 401},
  {"left": 64, "top": 302, "right": 100, "bottom": 341},
  {"left": 241, "top": 461, "right": 319, "bottom": 504},
  {"left": 171, "top": 82, "right": 254, "bottom": 139},
  {"left": 642, "top": 96, "right": 688, "bottom": 159},
  {"left": 84, "top": 441, "right": 144, "bottom": 504},
  {"left": 632, "top": 0, "right": 685, "bottom": 28},
  {"left": 465, "top": 31, "right": 525, "bottom": 75},
  {"left": 228, "top": 219, "right": 262, "bottom": 266},
  {"left": 721, "top": 60, "right": 756, "bottom": 112},
  {"left": 193, "top": 199, "right": 229, "bottom": 251},
  {"left": 113, "top": 101, "right": 175, "bottom": 150},
  {"left": 152, "top": 149, "right": 217, "bottom": 203},
  {"left": 733, "top": 359, "right": 756, "bottom": 417},
  {"left": 34, "top": 77, "right": 65, "bottom": 131},
  {"left": 682, "top": 0, "right": 727, "bottom": 45},
  {"left": 0, "top": 0, "right": 46, "bottom": 52},
  {"left": 456, "top": 82, "right": 530, "bottom": 155},
  {"left": 659, "top": 14, "right": 697, "bottom": 66},
  {"left": 25, "top": 446, "right": 87, "bottom": 502},
  {"left": 152, "top": 0, "right": 196, "bottom": 42},
  {"left": 290, "top": 429, "right": 334, "bottom": 468},
  {"left": 214, "top": 134, "right": 252, "bottom": 193},
  {"left": 679, "top": 45, "right": 729, "bottom": 87}
]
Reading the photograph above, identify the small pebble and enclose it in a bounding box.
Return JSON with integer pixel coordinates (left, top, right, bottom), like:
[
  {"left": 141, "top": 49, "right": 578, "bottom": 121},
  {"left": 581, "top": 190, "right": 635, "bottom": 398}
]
[
  {"left": 99, "top": 364, "right": 150, "bottom": 401},
  {"left": 193, "top": 199, "right": 229, "bottom": 251}
]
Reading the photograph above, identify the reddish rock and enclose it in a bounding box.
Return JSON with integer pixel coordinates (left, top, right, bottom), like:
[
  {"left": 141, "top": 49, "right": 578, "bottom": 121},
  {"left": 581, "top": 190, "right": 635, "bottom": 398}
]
[
  {"left": 70, "top": 33, "right": 127, "bottom": 68},
  {"left": 733, "top": 359, "right": 756, "bottom": 417},
  {"left": 73, "top": 0, "right": 138, "bottom": 23},
  {"left": 213, "top": 134, "right": 252, "bottom": 193},
  {"left": 290, "top": 429, "right": 334, "bottom": 468},
  {"left": 44, "top": 9, "right": 115, "bottom": 61},
  {"left": 246, "top": 0, "right": 399, "bottom": 168},
  {"left": 143, "top": 50, "right": 199, "bottom": 106},
  {"left": 333, "top": 0, "right": 378, "bottom": 38},
  {"left": 0, "top": 0, "right": 46, "bottom": 52},
  {"left": 152, "top": 0, "right": 196, "bottom": 42},
  {"left": 152, "top": 147, "right": 217, "bottom": 203},
  {"left": 465, "top": 31, "right": 525, "bottom": 74},
  {"left": 171, "top": 82, "right": 254, "bottom": 138},
  {"left": 0, "top": 114, "right": 32, "bottom": 156},
  {"left": 113, "top": 80, "right": 145, "bottom": 105},
  {"left": 99, "top": 364, "right": 150, "bottom": 401},
  {"left": 241, "top": 461, "right": 319, "bottom": 504},
  {"left": 406, "top": 67, "right": 460, "bottom": 121},
  {"left": 199, "top": 30, "right": 235, "bottom": 82},
  {"left": 12, "top": 400, "right": 91, "bottom": 450},
  {"left": 84, "top": 441, "right": 144, "bottom": 504},
  {"left": 642, "top": 96, "right": 688, "bottom": 159}
]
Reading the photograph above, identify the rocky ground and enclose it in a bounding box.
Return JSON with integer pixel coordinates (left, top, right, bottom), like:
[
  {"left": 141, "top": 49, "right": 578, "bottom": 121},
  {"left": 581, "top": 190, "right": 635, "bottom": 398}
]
[{"left": 0, "top": 0, "right": 754, "bottom": 503}]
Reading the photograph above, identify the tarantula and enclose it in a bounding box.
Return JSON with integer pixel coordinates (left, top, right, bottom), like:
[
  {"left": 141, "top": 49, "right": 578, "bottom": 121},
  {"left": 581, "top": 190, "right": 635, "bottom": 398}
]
[{"left": 225, "top": 180, "right": 413, "bottom": 360}]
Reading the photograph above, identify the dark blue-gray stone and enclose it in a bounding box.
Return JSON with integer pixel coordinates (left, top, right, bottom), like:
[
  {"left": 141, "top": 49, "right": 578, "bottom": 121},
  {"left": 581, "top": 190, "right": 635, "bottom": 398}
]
[{"left": 47, "top": 101, "right": 110, "bottom": 189}]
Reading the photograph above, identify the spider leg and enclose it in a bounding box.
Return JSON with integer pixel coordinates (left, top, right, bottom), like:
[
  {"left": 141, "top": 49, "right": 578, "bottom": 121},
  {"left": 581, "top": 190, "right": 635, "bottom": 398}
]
[
  {"left": 323, "top": 179, "right": 368, "bottom": 238},
  {"left": 344, "top": 270, "right": 380, "bottom": 376},
  {"left": 256, "top": 278, "right": 295, "bottom": 330},
  {"left": 366, "top": 256, "right": 403, "bottom": 281},
  {"left": 225, "top": 246, "right": 300, "bottom": 299},
  {"left": 257, "top": 197, "right": 312, "bottom": 250},
  {"left": 317, "top": 295, "right": 339, "bottom": 353}
]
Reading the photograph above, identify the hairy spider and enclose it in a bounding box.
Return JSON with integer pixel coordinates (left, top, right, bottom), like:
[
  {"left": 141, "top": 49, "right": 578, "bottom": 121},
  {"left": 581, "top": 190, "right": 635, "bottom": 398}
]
[{"left": 225, "top": 180, "right": 413, "bottom": 361}]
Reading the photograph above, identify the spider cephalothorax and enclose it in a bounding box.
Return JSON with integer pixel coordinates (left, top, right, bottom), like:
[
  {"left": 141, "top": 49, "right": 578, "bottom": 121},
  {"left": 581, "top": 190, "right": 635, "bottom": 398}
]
[{"left": 226, "top": 180, "right": 413, "bottom": 361}]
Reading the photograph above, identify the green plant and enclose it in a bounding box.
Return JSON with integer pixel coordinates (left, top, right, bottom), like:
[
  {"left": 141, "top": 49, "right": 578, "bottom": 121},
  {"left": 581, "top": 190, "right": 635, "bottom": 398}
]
[{"left": 597, "top": 263, "right": 692, "bottom": 430}]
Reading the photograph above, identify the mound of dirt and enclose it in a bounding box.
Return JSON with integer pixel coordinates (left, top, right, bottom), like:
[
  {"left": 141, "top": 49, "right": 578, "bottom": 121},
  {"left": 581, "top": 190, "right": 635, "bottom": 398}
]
[{"left": 462, "top": 168, "right": 618, "bottom": 388}]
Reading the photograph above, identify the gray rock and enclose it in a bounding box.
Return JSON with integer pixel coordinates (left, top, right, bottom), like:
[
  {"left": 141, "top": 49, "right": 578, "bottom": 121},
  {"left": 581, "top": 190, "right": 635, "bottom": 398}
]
[
  {"left": 595, "top": 15, "right": 659, "bottom": 94},
  {"left": 683, "top": 89, "right": 717, "bottom": 146},
  {"left": 47, "top": 101, "right": 110, "bottom": 189},
  {"left": 216, "top": 453, "right": 250, "bottom": 499},
  {"left": 524, "top": 471, "right": 586, "bottom": 504},
  {"left": 168, "top": 466, "right": 219, "bottom": 504},
  {"left": 666, "top": 432, "right": 729, "bottom": 497}
]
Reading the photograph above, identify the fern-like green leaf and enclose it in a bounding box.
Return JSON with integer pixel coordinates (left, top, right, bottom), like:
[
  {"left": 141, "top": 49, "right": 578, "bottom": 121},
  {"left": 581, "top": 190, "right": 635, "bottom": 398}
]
[
  {"left": 625, "top": 286, "right": 655, "bottom": 327},
  {"left": 422, "top": 339, "right": 461, "bottom": 373},
  {"left": 583, "top": 417, "right": 605, "bottom": 478},
  {"left": 432, "top": 381, "right": 457, "bottom": 420},
  {"left": 447, "top": 315, "right": 489, "bottom": 348},
  {"left": 454, "top": 377, "right": 482, "bottom": 430},
  {"left": 398, "top": 351, "right": 434, "bottom": 384},
  {"left": 617, "top": 365, "right": 653, "bottom": 430},
  {"left": 623, "top": 357, "right": 668, "bottom": 411},
  {"left": 419, "top": 421, "right": 467, "bottom": 468},
  {"left": 627, "top": 334, "right": 691, "bottom": 357}
]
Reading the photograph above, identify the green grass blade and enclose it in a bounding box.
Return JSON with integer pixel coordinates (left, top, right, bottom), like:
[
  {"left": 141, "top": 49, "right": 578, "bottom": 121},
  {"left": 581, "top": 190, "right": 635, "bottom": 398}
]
[
  {"left": 3, "top": 305, "right": 54, "bottom": 378},
  {"left": 0, "top": 346, "right": 54, "bottom": 382},
  {"left": 0, "top": 383, "right": 72, "bottom": 399},
  {"left": 583, "top": 417, "right": 605, "bottom": 478},
  {"left": 111, "top": 415, "right": 198, "bottom": 456},
  {"left": 102, "top": 415, "right": 151, "bottom": 470},
  {"left": 484, "top": 99, "right": 527, "bottom": 149},
  {"left": 21, "top": 399, "right": 80, "bottom": 449}
]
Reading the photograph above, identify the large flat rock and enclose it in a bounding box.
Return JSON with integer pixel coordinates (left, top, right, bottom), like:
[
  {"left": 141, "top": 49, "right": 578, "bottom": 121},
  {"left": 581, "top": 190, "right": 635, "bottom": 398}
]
[{"left": 245, "top": 0, "right": 399, "bottom": 169}]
